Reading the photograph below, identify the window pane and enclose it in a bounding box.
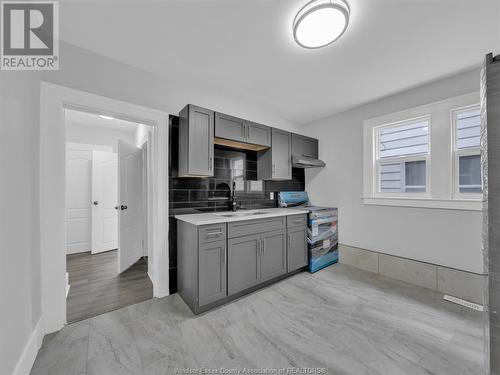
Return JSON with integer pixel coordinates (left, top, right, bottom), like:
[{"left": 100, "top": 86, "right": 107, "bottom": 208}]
[
  {"left": 459, "top": 154, "right": 482, "bottom": 193},
  {"left": 380, "top": 160, "right": 426, "bottom": 193},
  {"left": 379, "top": 119, "right": 429, "bottom": 158},
  {"left": 405, "top": 160, "right": 426, "bottom": 193},
  {"left": 380, "top": 163, "right": 403, "bottom": 192},
  {"left": 456, "top": 108, "right": 481, "bottom": 149}
]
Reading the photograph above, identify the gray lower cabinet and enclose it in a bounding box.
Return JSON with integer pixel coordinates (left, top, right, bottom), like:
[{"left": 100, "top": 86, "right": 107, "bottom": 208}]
[
  {"left": 260, "top": 230, "right": 287, "bottom": 282},
  {"left": 228, "top": 234, "right": 261, "bottom": 294},
  {"left": 177, "top": 214, "right": 307, "bottom": 314},
  {"left": 228, "top": 229, "right": 286, "bottom": 295},
  {"left": 257, "top": 128, "right": 292, "bottom": 180},
  {"left": 198, "top": 240, "right": 227, "bottom": 306},
  {"left": 287, "top": 226, "right": 308, "bottom": 272},
  {"left": 178, "top": 104, "right": 214, "bottom": 177}
]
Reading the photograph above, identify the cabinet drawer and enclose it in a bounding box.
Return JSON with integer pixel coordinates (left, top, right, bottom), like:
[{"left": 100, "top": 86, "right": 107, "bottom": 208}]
[
  {"left": 228, "top": 216, "right": 285, "bottom": 238},
  {"left": 199, "top": 223, "right": 226, "bottom": 244},
  {"left": 287, "top": 214, "right": 307, "bottom": 228}
]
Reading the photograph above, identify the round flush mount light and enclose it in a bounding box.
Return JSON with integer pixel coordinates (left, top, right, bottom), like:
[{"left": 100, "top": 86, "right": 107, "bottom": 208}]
[{"left": 293, "top": 0, "right": 350, "bottom": 49}]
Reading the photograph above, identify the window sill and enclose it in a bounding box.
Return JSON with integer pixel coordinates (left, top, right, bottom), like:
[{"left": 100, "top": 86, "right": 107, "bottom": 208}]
[{"left": 362, "top": 196, "right": 482, "bottom": 211}]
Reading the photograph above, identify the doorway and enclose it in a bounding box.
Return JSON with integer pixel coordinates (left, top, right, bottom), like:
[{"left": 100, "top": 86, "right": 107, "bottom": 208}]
[
  {"left": 40, "top": 82, "right": 169, "bottom": 333},
  {"left": 64, "top": 109, "right": 154, "bottom": 322}
]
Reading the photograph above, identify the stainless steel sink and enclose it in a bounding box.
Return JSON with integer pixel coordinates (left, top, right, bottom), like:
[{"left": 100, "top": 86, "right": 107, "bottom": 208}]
[{"left": 216, "top": 210, "right": 268, "bottom": 218}]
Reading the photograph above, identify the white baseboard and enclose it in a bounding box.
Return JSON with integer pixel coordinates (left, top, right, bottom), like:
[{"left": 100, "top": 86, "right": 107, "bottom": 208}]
[{"left": 12, "top": 317, "right": 44, "bottom": 375}]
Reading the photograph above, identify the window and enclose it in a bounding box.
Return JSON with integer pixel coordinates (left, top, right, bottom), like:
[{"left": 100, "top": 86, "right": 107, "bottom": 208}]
[
  {"left": 375, "top": 117, "right": 429, "bottom": 195},
  {"left": 453, "top": 106, "right": 482, "bottom": 195},
  {"left": 363, "top": 92, "right": 481, "bottom": 210}
]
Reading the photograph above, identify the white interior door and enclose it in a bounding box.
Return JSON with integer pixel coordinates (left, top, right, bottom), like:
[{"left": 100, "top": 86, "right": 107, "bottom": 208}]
[
  {"left": 118, "top": 140, "right": 144, "bottom": 273},
  {"left": 91, "top": 150, "right": 118, "bottom": 254},
  {"left": 66, "top": 149, "right": 92, "bottom": 254}
]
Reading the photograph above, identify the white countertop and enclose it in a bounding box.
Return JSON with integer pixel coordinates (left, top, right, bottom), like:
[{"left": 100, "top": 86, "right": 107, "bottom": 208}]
[{"left": 175, "top": 208, "right": 306, "bottom": 225}]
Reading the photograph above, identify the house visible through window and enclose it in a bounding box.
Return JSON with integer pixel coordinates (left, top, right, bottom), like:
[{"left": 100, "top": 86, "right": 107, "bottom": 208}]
[
  {"left": 376, "top": 117, "right": 429, "bottom": 194},
  {"left": 454, "top": 107, "right": 482, "bottom": 195}
]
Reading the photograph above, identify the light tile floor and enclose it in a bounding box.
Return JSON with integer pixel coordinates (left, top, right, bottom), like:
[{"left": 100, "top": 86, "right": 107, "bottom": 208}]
[{"left": 30, "top": 264, "right": 486, "bottom": 375}]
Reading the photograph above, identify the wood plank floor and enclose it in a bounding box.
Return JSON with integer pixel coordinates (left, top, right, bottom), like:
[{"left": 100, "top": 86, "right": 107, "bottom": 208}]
[
  {"left": 66, "top": 250, "right": 153, "bottom": 323},
  {"left": 33, "top": 263, "right": 485, "bottom": 375}
]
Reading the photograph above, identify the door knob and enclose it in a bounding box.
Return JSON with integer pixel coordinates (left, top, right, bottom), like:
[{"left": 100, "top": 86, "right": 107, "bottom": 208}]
[
  {"left": 93, "top": 201, "right": 99, "bottom": 206},
  {"left": 120, "top": 205, "right": 128, "bottom": 210},
  {"left": 114, "top": 206, "right": 119, "bottom": 210}
]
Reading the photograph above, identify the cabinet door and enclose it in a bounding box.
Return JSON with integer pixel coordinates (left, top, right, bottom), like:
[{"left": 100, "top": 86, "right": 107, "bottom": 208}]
[
  {"left": 188, "top": 105, "right": 214, "bottom": 176},
  {"left": 287, "top": 227, "right": 308, "bottom": 272},
  {"left": 247, "top": 122, "right": 271, "bottom": 147},
  {"left": 271, "top": 129, "right": 292, "bottom": 179},
  {"left": 199, "top": 240, "right": 227, "bottom": 306},
  {"left": 260, "top": 230, "right": 287, "bottom": 282},
  {"left": 228, "top": 234, "right": 261, "bottom": 295},
  {"left": 292, "top": 134, "right": 318, "bottom": 159},
  {"left": 215, "top": 112, "right": 247, "bottom": 143}
]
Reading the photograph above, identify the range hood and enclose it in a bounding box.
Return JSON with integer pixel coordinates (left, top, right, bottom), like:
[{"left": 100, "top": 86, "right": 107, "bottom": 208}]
[{"left": 292, "top": 155, "right": 326, "bottom": 168}]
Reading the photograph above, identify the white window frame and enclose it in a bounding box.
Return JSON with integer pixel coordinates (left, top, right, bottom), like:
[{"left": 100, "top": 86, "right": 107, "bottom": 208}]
[
  {"left": 373, "top": 115, "right": 431, "bottom": 198},
  {"left": 451, "top": 104, "right": 482, "bottom": 200},
  {"left": 363, "top": 92, "right": 481, "bottom": 211}
]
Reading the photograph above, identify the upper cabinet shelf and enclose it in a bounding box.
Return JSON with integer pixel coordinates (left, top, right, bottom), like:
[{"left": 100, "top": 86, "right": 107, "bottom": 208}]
[{"left": 215, "top": 112, "right": 271, "bottom": 150}]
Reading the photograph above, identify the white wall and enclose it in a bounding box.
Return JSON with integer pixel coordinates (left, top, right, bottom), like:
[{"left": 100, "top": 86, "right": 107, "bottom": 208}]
[
  {"left": 42, "top": 42, "right": 304, "bottom": 135},
  {"left": 305, "top": 68, "right": 483, "bottom": 274},
  {"left": 0, "top": 72, "right": 42, "bottom": 375},
  {"left": 66, "top": 121, "right": 136, "bottom": 152}
]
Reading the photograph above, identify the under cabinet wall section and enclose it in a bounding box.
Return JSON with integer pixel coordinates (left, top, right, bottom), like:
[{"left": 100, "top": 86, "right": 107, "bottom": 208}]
[{"left": 168, "top": 115, "right": 305, "bottom": 293}]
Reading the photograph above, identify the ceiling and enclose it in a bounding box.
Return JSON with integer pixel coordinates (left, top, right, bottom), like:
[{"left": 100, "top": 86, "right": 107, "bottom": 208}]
[
  {"left": 60, "top": 0, "right": 500, "bottom": 124},
  {"left": 65, "top": 109, "right": 141, "bottom": 133}
]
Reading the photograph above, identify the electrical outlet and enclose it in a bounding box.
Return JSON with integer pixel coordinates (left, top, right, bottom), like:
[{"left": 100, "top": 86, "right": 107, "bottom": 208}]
[{"left": 269, "top": 192, "right": 274, "bottom": 200}]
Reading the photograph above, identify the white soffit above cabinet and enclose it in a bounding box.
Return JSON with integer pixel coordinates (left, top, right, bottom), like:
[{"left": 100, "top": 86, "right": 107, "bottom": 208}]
[{"left": 60, "top": 0, "right": 500, "bottom": 124}]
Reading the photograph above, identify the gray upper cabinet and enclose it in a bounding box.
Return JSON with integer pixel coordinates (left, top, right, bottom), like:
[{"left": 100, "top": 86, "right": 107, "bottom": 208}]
[
  {"left": 215, "top": 112, "right": 271, "bottom": 147},
  {"left": 260, "top": 230, "right": 287, "bottom": 282},
  {"left": 178, "top": 104, "right": 214, "bottom": 177},
  {"left": 247, "top": 122, "right": 271, "bottom": 147},
  {"left": 198, "top": 240, "right": 227, "bottom": 306},
  {"left": 292, "top": 134, "right": 318, "bottom": 159},
  {"left": 215, "top": 112, "right": 247, "bottom": 143},
  {"left": 257, "top": 128, "right": 292, "bottom": 180}
]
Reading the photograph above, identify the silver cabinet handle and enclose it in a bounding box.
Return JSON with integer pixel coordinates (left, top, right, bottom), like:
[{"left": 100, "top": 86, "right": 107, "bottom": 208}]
[
  {"left": 262, "top": 239, "right": 265, "bottom": 254},
  {"left": 246, "top": 124, "right": 250, "bottom": 140},
  {"left": 288, "top": 234, "right": 291, "bottom": 249},
  {"left": 206, "top": 231, "right": 222, "bottom": 237},
  {"left": 241, "top": 125, "right": 245, "bottom": 138},
  {"left": 209, "top": 156, "right": 213, "bottom": 171}
]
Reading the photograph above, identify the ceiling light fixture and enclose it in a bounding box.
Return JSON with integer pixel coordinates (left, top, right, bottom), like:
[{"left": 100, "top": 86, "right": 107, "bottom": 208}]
[
  {"left": 99, "top": 115, "right": 114, "bottom": 120},
  {"left": 293, "top": 0, "right": 350, "bottom": 49}
]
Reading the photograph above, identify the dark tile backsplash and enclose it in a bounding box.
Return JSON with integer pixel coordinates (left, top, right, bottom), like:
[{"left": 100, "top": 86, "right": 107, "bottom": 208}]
[{"left": 168, "top": 115, "right": 305, "bottom": 293}]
